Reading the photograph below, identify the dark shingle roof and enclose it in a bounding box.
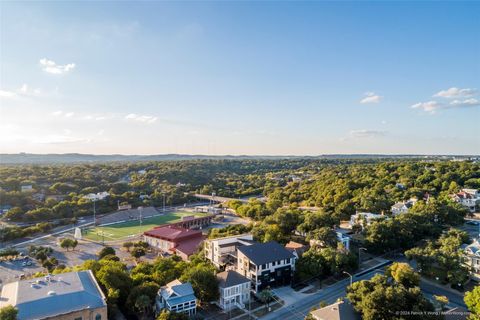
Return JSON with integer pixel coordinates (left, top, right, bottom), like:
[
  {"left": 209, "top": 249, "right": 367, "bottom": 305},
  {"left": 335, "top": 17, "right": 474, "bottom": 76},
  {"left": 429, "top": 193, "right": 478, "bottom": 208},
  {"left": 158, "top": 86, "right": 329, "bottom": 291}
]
[
  {"left": 217, "top": 270, "right": 250, "bottom": 288},
  {"left": 237, "top": 241, "right": 295, "bottom": 265}
]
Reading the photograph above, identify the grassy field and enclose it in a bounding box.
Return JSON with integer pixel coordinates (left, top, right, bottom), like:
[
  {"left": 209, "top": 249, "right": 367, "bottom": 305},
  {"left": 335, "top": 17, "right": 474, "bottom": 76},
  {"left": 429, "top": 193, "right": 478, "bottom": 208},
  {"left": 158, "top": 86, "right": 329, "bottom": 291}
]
[{"left": 83, "top": 211, "right": 207, "bottom": 242}]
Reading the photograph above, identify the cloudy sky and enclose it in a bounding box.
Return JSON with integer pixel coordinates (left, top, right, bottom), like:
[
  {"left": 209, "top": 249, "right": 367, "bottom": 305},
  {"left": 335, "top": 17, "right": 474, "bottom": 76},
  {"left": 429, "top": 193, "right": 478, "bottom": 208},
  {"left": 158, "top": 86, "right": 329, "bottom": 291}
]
[{"left": 0, "top": 1, "right": 479, "bottom": 155}]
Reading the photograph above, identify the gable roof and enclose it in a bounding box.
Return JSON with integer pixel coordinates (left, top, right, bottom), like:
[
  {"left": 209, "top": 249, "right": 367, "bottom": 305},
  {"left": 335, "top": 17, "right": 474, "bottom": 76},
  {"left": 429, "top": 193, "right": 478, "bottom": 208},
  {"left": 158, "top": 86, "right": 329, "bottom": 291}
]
[
  {"left": 0, "top": 271, "right": 106, "bottom": 320},
  {"left": 310, "top": 300, "right": 360, "bottom": 320},
  {"left": 217, "top": 270, "right": 250, "bottom": 288},
  {"left": 237, "top": 241, "right": 295, "bottom": 265}
]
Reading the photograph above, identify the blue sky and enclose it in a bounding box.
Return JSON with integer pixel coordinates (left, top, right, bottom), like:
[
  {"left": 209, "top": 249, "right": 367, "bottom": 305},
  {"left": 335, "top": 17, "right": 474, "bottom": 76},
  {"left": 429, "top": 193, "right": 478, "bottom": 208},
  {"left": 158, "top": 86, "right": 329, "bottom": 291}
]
[{"left": 1, "top": 1, "right": 479, "bottom": 155}]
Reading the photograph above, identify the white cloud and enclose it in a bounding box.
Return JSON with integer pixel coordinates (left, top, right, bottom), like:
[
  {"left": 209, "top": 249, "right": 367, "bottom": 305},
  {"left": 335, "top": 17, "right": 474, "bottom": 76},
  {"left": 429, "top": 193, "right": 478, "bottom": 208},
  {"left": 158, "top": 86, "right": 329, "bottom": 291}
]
[
  {"left": 125, "top": 113, "right": 158, "bottom": 124},
  {"left": 360, "top": 92, "right": 382, "bottom": 104},
  {"left": 40, "top": 58, "right": 76, "bottom": 75},
  {"left": 411, "top": 101, "right": 442, "bottom": 113},
  {"left": 450, "top": 98, "right": 480, "bottom": 107},
  {"left": 434, "top": 87, "right": 477, "bottom": 98},
  {"left": 0, "top": 90, "right": 16, "bottom": 98},
  {"left": 349, "top": 129, "right": 387, "bottom": 138},
  {"left": 411, "top": 98, "right": 480, "bottom": 113},
  {"left": 64, "top": 112, "right": 75, "bottom": 118},
  {"left": 51, "top": 110, "right": 63, "bottom": 116}
]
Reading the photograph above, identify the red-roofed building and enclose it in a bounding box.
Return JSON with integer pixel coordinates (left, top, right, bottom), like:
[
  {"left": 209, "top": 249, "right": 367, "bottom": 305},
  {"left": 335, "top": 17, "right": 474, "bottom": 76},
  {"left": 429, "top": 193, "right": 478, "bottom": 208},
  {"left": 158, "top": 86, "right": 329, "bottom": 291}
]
[{"left": 143, "top": 226, "right": 204, "bottom": 261}]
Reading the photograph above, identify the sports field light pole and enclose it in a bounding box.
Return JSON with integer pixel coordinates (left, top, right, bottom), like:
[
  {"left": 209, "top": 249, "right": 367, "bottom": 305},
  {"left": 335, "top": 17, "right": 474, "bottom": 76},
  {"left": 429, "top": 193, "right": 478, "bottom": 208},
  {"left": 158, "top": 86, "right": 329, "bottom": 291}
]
[
  {"left": 162, "top": 192, "right": 166, "bottom": 212},
  {"left": 138, "top": 206, "right": 143, "bottom": 226},
  {"left": 93, "top": 198, "right": 97, "bottom": 226}
]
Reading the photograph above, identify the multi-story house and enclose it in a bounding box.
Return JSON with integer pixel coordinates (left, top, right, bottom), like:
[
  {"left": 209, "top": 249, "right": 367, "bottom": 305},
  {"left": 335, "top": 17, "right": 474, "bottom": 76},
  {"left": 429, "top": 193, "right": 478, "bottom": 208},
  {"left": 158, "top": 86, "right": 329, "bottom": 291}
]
[
  {"left": 217, "top": 270, "right": 251, "bottom": 310},
  {"left": 0, "top": 271, "right": 107, "bottom": 320},
  {"left": 204, "top": 234, "right": 255, "bottom": 268},
  {"left": 453, "top": 189, "right": 480, "bottom": 213},
  {"left": 237, "top": 241, "right": 295, "bottom": 292},
  {"left": 391, "top": 198, "right": 418, "bottom": 216},
  {"left": 155, "top": 279, "right": 197, "bottom": 317},
  {"left": 349, "top": 212, "right": 385, "bottom": 228},
  {"left": 463, "top": 240, "right": 480, "bottom": 280}
]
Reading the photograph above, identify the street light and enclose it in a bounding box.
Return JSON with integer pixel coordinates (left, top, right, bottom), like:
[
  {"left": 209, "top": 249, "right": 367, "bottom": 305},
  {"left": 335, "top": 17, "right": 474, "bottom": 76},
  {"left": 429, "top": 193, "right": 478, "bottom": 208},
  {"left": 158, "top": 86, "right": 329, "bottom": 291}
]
[
  {"left": 343, "top": 271, "right": 353, "bottom": 286},
  {"left": 358, "top": 247, "right": 367, "bottom": 269}
]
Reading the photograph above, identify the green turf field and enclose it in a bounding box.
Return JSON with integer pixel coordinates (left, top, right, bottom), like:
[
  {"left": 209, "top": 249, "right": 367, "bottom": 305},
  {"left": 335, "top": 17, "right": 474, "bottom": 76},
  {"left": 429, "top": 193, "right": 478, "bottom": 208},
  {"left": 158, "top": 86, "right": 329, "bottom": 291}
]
[{"left": 83, "top": 211, "right": 207, "bottom": 242}]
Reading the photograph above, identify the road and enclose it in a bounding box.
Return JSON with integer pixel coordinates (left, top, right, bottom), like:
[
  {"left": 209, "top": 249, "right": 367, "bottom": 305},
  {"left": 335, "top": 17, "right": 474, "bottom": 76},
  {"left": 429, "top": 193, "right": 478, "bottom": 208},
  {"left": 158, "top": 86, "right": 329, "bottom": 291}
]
[
  {"left": 261, "top": 268, "right": 385, "bottom": 320},
  {"left": 261, "top": 263, "right": 468, "bottom": 320}
]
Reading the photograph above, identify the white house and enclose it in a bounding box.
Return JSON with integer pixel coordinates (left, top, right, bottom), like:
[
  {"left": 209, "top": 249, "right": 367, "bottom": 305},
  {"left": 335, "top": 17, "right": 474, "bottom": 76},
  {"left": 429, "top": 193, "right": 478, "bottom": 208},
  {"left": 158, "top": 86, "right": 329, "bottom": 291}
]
[
  {"left": 463, "top": 240, "right": 480, "bottom": 281},
  {"left": 453, "top": 189, "right": 480, "bottom": 213},
  {"left": 336, "top": 231, "right": 351, "bottom": 251},
  {"left": 83, "top": 191, "right": 110, "bottom": 201},
  {"left": 217, "top": 270, "right": 250, "bottom": 310},
  {"left": 237, "top": 241, "right": 295, "bottom": 292},
  {"left": 204, "top": 234, "right": 255, "bottom": 268},
  {"left": 349, "top": 212, "right": 385, "bottom": 228},
  {"left": 391, "top": 198, "right": 418, "bottom": 216},
  {"left": 20, "top": 185, "right": 33, "bottom": 192},
  {"left": 155, "top": 279, "right": 197, "bottom": 317}
]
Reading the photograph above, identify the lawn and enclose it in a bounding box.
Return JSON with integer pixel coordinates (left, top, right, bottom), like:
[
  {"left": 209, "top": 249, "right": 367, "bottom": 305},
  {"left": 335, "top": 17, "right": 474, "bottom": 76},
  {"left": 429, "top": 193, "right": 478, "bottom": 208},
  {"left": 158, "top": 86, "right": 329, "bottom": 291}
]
[{"left": 83, "top": 211, "right": 207, "bottom": 242}]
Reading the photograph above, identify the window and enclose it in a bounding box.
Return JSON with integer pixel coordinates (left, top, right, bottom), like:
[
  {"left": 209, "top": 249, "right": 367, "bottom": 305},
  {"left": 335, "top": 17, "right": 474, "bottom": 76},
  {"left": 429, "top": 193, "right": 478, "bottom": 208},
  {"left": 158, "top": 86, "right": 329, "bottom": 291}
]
[
  {"left": 95, "top": 315, "right": 102, "bottom": 320},
  {"left": 75, "top": 317, "right": 82, "bottom": 320}
]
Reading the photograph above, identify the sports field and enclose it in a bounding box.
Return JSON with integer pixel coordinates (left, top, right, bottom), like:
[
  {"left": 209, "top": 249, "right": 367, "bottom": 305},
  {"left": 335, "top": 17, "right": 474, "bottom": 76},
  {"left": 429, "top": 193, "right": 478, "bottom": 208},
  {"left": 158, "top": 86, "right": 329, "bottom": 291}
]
[{"left": 83, "top": 211, "right": 208, "bottom": 242}]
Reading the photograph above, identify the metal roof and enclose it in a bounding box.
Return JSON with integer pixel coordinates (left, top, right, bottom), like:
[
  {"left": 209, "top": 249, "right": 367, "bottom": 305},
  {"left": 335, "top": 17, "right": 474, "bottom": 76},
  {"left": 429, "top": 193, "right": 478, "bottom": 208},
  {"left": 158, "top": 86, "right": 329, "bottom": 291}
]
[{"left": 0, "top": 270, "right": 106, "bottom": 320}]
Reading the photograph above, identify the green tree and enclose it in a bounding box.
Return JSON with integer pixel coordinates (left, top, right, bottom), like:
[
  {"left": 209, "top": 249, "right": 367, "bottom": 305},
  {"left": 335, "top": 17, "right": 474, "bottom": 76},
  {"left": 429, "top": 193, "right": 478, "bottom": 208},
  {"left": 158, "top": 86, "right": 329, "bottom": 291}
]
[
  {"left": 123, "top": 241, "right": 134, "bottom": 252},
  {"left": 156, "top": 310, "right": 188, "bottom": 320},
  {"left": 347, "top": 263, "right": 436, "bottom": 320},
  {"left": 465, "top": 286, "right": 480, "bottom": 318},
  {"left": 131, "top": 247, "right": 146, "bottom": 259},
  {"left": 259, "top": 288, "right": 273, "bottom": 310},
  {"left": 0, "top": 305, "right": 18, "bottom": 320},
  {"left": 180, "top": 264, "right": 219, "bottom": 304},
  {"left": 98, "top": 246, "right": 116, "bottom": 260}
]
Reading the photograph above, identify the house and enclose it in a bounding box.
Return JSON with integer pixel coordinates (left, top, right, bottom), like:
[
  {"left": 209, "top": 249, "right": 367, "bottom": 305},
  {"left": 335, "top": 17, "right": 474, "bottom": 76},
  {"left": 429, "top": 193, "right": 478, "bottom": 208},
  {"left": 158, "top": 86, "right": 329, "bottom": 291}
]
[
  {"left": 144, "top": 226, "right": 204, "bottom": 260},
  {"left": 391, "top": 198, "right": 418, "bottom": 216},
  {"left": 310, "top": 300, "right": 360, "bottom": 320},
  {"left": 462, "top": 240, "right": 480, "bottom": 280},
  {"left": 285, "top": 241, "right": 309, "bottom": 258},
  {"left": 83, "top": 191, "right": 110, "bottom": 201},
  {"left": 155, "top": 279, "right": 196, "bottom": 317},
  {"left": 237, "top": 241, "right": 296, "bottom": 292},
  {"left": 204, "top": 234, "right": 256, "bottom": 268},
  {"left": 0, "top": 205, "right": 12, "bottom": 215},
  {"left": 336, "top": 230, "right": 351, "bottom": 251},
  {"left": 452, "top": 189, "right": 480, "bottom": 213},
  {"left": 20, "top": 185, "right": 33, "bottom": 192},
  {"left": 0, "top": 271, "right": 107, "bottom": 320},
  {"left": 349, "top": 212, "right": 385, "bottom": 228},
  {"left": 217, "top": 270, "right": 251, "bottom": 310},
  {"left": 32, "top": 192, "right": 45, "bottom": 202}
]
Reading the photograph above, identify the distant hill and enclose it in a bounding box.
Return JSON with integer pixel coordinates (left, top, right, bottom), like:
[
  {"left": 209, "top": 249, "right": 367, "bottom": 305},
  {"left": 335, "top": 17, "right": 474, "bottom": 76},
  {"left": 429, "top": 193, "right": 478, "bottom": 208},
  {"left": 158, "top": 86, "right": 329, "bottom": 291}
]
[{"left": 0, "top": 153, "right": 477, "bottom": 164}]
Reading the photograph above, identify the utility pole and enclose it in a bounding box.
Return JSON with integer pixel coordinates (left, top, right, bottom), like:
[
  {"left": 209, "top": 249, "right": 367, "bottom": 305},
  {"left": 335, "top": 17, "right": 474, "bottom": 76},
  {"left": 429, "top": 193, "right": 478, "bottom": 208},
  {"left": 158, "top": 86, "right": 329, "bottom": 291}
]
[
  {"left": 343, "top": 271, "right": 353, "bottom": 286},
  {"left": 358, "top": 247, "right": 367, "bottom": 269},
  {"left": 139, "top": 206, "right": 143, "bottom": 226}
]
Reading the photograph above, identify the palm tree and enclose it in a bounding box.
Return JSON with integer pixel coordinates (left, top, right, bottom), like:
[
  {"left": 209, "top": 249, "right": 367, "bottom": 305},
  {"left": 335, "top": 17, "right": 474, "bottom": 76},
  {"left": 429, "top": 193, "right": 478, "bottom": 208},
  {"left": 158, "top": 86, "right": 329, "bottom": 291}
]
[
  {"left": 259, "top": 288, "right": 273, "bottom": 310},
  {"left": 135, "top": 294, "right": 152, "bottom": 320}
]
